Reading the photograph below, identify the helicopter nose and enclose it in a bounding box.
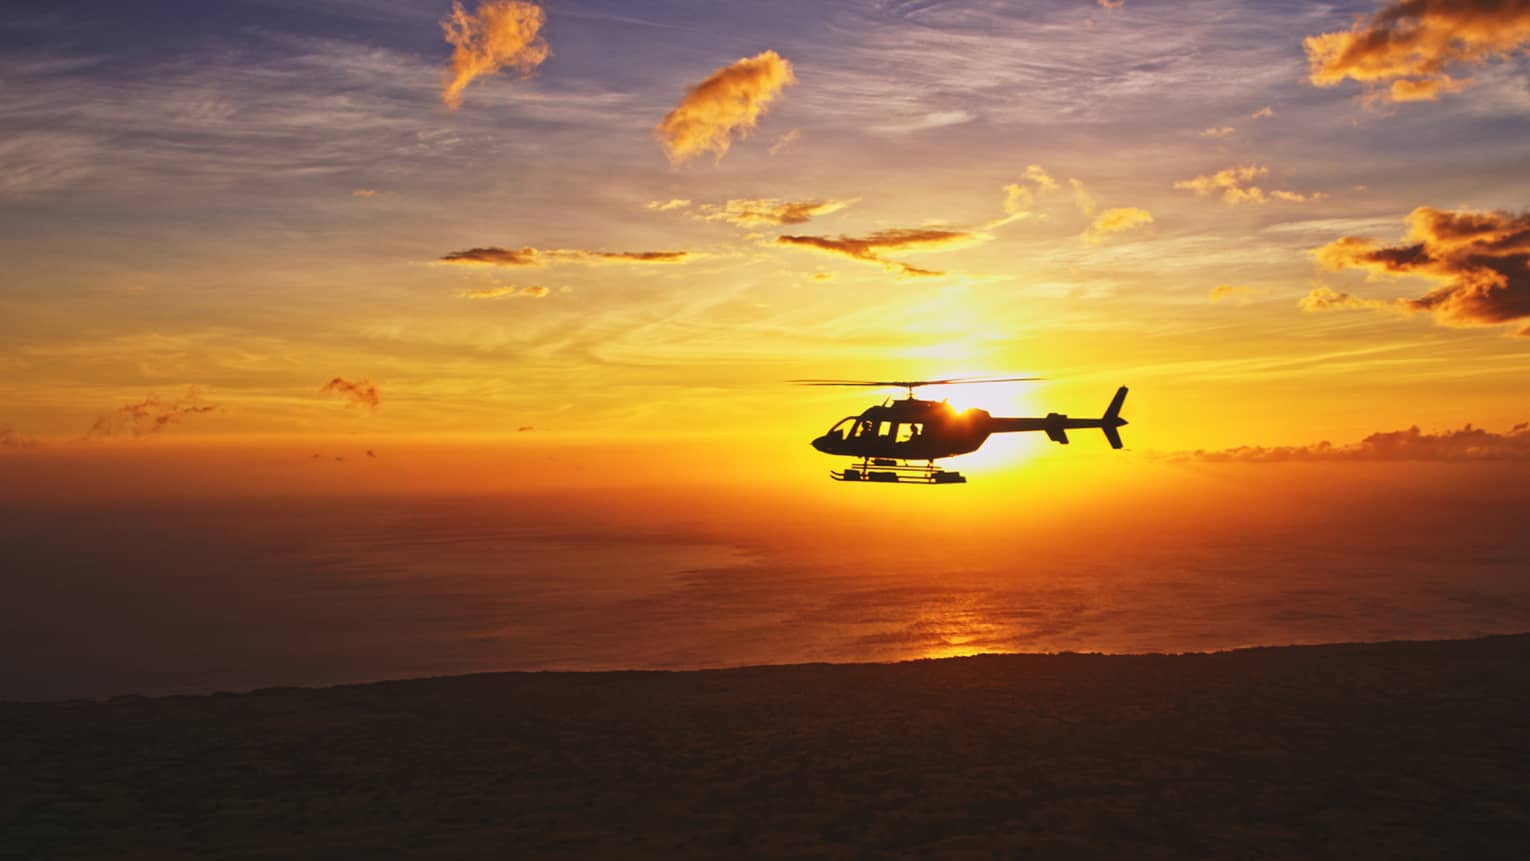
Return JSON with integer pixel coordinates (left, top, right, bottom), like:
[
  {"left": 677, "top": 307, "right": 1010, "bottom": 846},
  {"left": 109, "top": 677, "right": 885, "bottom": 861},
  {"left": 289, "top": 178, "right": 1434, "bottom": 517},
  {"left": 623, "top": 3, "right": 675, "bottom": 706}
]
[{"left": 811, "top": 435, "right": 829, "bottom": 453}]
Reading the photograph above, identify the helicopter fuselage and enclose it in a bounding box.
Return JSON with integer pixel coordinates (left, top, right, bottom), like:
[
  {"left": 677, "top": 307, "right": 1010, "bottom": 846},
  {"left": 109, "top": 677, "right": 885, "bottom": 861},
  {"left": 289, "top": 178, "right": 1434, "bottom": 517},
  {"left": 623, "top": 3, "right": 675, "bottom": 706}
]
[{"left": 810, "top": 398, "right": 994, "bottom": 461}]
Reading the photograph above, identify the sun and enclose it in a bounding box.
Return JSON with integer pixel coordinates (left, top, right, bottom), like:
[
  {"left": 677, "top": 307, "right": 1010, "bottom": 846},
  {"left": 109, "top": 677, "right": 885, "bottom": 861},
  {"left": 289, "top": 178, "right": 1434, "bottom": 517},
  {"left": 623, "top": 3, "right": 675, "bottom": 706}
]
[{"left": 926, "top": 377, "right": 1050, "bottom": 473}]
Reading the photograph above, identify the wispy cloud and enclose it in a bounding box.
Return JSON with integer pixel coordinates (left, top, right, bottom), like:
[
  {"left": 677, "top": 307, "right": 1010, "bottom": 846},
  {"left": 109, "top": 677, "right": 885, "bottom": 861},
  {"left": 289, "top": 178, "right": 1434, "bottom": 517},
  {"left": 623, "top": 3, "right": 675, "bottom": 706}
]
[
  {"left": 1312, "top": 206, "right": 1530, "bottom": 334},
  {"left": 1, "top": 423, "right": 39, "bottom": 449},
  {"left": 1298, "top": 286, "right": 1400, "bottom": 312},
  {"left": 645, "top": 198, "right": 691, "bottom": 212},
  {"left": 1082, "top": 207, "right": 1153, "bottom": 245},
  {"left": 656, "top": 50, "right": 796, "bottom": 164},
  {"left": 1304, "top": 0, "right": 1530, "bottom": 104},
  {"left": 1209, "top": 284, "right": 1267, "bottom": 304},
  {"left": 998, "top": 164, "right": 1060, "bottom": 221},
  {"left": 87, "top": 391, "right": 218, "bottom": 437},
  {"left": 441, "top": 0, "right": 550, "bottom": 109},
  {"left": 460, "top": 284, "right": 550, "bottom": 299},
  {"left": 320, "top": 377, "right": 381, "bottom": 410},
  {"left": 768, "top": 128, "right": 800, "bottom": 156},
  {"left": 1068, "top": 178, "right": 1097, "bottom": 218}
]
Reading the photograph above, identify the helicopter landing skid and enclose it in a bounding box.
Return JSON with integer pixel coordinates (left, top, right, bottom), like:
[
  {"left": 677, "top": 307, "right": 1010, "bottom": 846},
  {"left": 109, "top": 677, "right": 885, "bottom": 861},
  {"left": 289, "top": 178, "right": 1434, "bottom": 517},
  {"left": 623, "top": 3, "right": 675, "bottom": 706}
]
[{"left": 831, "top": 459, "right": 967, "bottom": 485}]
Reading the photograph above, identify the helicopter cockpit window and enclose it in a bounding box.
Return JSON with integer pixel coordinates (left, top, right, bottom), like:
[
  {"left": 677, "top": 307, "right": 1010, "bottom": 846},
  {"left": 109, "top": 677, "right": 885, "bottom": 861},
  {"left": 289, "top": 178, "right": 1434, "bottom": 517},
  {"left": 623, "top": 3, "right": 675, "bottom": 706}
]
[
  {"left": 896, "top": 422, "right": 924, "bottom": 443},
  {"left": 877, "top": 421, "right": 894, "bottom": 438},
  {"left": 852, "top": 418, "right": 876, "bottom": 439},
  {"left": 826, "top": 418, "right": 856, "bottom": 441}
]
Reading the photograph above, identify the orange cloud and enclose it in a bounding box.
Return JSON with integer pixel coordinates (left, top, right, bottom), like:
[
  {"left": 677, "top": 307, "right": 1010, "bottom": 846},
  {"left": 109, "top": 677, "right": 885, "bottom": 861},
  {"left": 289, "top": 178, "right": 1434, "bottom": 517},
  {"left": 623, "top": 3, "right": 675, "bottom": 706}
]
[
  {"left": 461, "top": 284, "right": 550, "bottom": 299},
  {"left": 656, "top": 50, "right": 796, "bottom": 164},
  {"left": 1312, "top": 206, "right": 1530, "bottom": 333},
  {"left": 441, "top": 246, "right": 539, "bottom": 266},
  {"left": 441, "top": 0, "right": 550, "bottom": 110},
  {"left": 1173, "top": 165, "right": 1321, "bottom": 204},
  {"left": 579, "top": 250, "right": 691, "bottom": 263},
  {"left": 776, "top": 228, "right": 979, "bottom": 277},
  {"left": 321, "top": 377, "right": 381, "bottom": 410},
  {"left": 1251, "top": 105, "right": 1275, "bottom": 119},
  {"left": 1170, "top": 422, "right": 1530, "bottom": 462},
  {"left": 1082, "top": 207, "right": 1153, "bottom": 244},
  {"left": 653, "top": 197, "right": 854, "bottom": 227},
  {"left": 1298, "top": 286, "right": 1400, "bottom": 312},
  {"left": 1304, "top": 0, "right": 1530, "bottom": 103},
  {"left": 1200, "top": 126, "right": 1236, "bottom": 138},
  {"left": 440, "top": 246, "right": 691, "bottom": 266},
  {"left": 88, "top": 391, "right": 218, "bottom": 438},
  {"left": 995, "top": 164, "right": 1061, "bottom": 226},
  {"left": 1022, "top": 164, "right": 1058, "bottom": 192},
  {"left": 1001, "top": 183, "right": 1034, "bottom": 216},
  {"left": 708, "top": 198, "right": 852, "bottom": 226}
]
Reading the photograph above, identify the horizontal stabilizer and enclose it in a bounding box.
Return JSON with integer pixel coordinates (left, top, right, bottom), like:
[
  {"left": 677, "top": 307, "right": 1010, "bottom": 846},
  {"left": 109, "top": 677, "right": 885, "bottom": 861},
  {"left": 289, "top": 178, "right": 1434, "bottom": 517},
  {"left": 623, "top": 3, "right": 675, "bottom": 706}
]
[{"left": 1045, "top": 426, "right": 1069, "bottom": 444}]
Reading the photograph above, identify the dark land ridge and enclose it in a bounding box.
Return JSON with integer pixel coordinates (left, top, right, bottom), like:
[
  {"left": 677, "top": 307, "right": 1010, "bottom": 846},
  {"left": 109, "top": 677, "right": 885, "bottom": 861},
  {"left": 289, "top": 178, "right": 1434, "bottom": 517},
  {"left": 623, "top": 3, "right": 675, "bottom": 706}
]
[{"left": 5, "top": 635, "right": 1530, "bottom": 859}]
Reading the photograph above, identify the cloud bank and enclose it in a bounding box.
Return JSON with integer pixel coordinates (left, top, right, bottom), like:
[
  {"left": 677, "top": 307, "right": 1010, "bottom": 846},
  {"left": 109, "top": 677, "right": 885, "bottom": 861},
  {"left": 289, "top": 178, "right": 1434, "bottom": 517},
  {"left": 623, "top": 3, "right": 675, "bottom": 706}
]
[
  {"left": 1312, "top": 206, "right": 1530, "bottom": 333},
  {"left": 1171, "top": 422, "right": 1530, "bottom": 462},
  {"left": 441, "top": 0, "right": 551, "bottom": 109},
  {"left": 1305, "top": 0, "right": 1530, "bottom": 103},
  {"left": 656, "top": 50, "right": 796, "bottom": 164}
]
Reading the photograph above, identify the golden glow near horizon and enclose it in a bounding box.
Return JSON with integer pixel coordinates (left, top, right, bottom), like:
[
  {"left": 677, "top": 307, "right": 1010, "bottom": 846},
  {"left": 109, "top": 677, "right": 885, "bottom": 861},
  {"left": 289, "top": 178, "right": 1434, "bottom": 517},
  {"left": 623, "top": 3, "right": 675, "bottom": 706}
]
[{"left": 2, "top": 0, "right": 1529, "bottom": 480}]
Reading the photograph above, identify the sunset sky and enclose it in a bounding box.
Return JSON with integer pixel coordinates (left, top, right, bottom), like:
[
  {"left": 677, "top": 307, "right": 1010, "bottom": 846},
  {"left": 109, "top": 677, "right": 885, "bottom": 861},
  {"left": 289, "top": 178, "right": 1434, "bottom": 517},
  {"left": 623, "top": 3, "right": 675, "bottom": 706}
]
[
  {"left": 1, "top": 0, "right": 1526, "bottom": 458},
  {"left": 4, "top": 1, "right": 1530, "bottom": 698}
]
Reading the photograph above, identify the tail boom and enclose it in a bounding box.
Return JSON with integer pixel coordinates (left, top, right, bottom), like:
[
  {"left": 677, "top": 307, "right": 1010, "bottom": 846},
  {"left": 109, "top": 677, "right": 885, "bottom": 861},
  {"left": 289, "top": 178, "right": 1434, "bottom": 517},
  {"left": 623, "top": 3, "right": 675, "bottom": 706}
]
[{"left": 985, "top": 386, "right": 1129, "bottom": 449}]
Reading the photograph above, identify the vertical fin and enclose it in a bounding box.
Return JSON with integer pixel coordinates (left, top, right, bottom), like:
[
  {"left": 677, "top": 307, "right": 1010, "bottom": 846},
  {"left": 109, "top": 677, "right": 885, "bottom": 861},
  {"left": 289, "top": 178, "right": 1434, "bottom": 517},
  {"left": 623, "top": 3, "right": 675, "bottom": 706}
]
[
  {"left": 1103, "top": 426, "right": 1123, "bottom": 449},
  {"left": 1104, "top": 386, "right": 1128, "bottom": 420}
]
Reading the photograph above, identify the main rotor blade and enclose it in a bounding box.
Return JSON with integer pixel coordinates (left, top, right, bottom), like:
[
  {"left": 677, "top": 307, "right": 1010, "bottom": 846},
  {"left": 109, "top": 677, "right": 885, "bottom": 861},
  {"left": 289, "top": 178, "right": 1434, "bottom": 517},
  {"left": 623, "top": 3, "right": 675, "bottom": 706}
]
[
  {"left": 789, "top": 376, "right": 1044, "bottom": 388},
  {"left": 914, "top": 376, "right": 1046, "bottom": 386}
]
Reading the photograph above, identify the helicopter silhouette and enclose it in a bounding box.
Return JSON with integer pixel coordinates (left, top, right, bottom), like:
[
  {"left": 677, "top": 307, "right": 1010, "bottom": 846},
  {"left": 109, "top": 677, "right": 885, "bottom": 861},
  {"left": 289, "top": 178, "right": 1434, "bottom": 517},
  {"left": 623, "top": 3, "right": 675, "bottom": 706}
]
[{"left": 795, "top": 377, "right": 1129, "bottom": 484}]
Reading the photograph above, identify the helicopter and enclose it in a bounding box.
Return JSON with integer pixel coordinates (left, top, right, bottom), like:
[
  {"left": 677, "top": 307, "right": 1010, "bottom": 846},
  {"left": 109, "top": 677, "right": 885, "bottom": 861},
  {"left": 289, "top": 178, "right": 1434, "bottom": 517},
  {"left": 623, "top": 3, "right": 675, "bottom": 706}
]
[{"left": 794, "top": 377, "right": 1129, "bottom": 484}]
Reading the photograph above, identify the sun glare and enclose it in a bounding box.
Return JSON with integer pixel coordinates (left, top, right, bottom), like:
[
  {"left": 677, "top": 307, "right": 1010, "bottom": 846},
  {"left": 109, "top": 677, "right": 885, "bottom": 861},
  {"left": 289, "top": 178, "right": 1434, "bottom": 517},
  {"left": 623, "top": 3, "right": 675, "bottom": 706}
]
[{"left": 934, "top": 379, "right": 1047, "bottom": 473}]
